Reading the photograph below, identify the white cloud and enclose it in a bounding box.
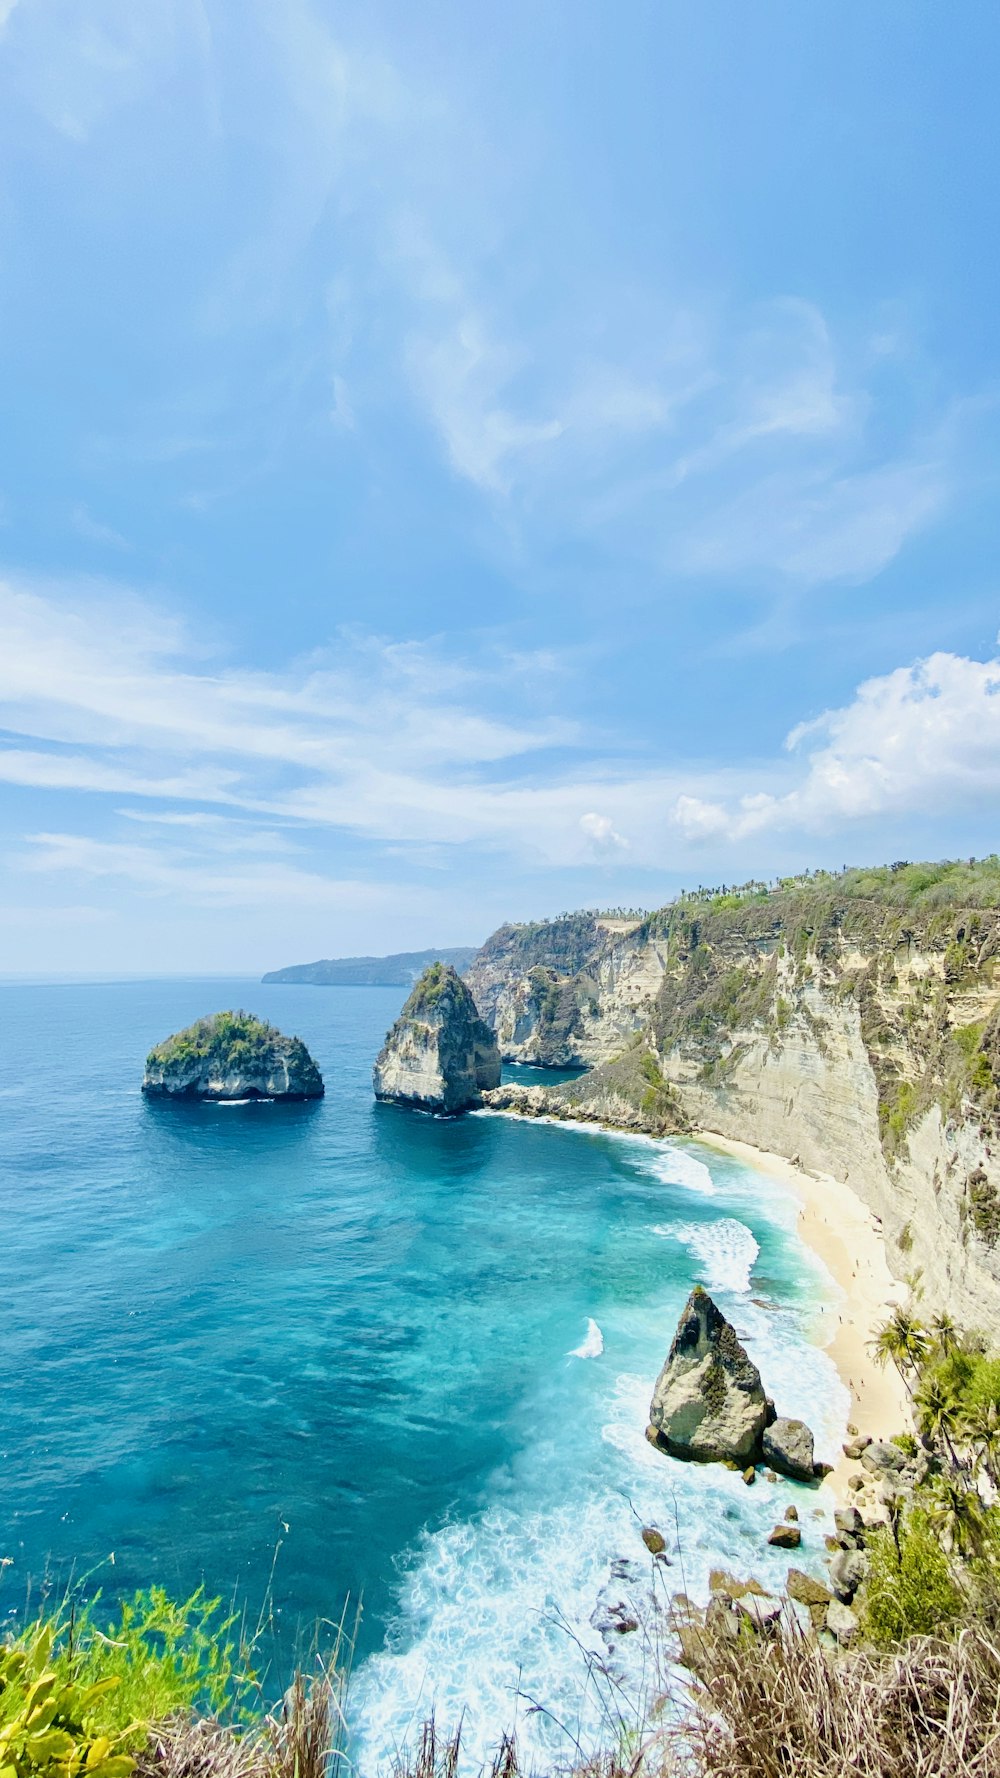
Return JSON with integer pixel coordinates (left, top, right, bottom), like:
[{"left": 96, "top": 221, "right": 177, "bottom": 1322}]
[
  {"left": 8, "top": 582, "right": 1000, "bottom": 888},
  {"left": 1, "top": 0, "right": 201, "bottom": 141},
  {"left": 670, "top": 650, "right": 1000, "bottom": 842},
  {"left": 580, "top": 811, "right": 627, "bottom": 854}
]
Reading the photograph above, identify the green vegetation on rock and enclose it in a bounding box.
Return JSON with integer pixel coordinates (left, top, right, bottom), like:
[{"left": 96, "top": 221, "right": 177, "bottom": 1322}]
[
  {"left": 147, "top": 1011, "right": 280, "bottom": 1072},
  {"left": 143, "top": 1012, "right": 323, "bottom": 1101}
]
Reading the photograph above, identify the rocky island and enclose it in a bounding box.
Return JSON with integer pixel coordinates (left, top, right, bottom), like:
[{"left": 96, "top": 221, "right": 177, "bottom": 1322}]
[
  {"left": 373, "top": 961, "right": 501, "bottom": 1114},
  {"left": 142, "top": 1011, "right": 324, "bottom": 1101},
  {"left": 647, "top": 1286, "right": 817, "bottom": 1479}
]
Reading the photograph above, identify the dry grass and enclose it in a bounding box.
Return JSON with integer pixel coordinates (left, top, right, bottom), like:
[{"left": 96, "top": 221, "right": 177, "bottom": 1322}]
[
  {"left": 680, "top": 1615, "right": 1000, "bottom": 1778},
  {"left": 135, "top": 1665, "right": 347, "bottom": 1778},
  {"left": 387, "top": 1610, "right": 1000, "bottom": 1778}
]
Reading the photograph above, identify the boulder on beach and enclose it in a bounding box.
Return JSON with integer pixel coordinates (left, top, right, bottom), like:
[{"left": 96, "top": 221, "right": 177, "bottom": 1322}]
[
  {"left": 647, "top": 1287, "right": 771, "bottom": 1464},
  {"left": 373, "top": 962, "right": 500, "bottom": 1114},
  {"left": 860, "top": 1440, "right": 907, "bottom": 1476},
  {"left": 142, "top": 1011, "right": 324, "bottom": 1102}
]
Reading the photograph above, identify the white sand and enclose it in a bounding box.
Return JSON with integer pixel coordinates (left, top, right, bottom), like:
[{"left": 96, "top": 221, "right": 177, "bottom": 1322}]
[{"left": 694, "top": 1129, "right": 912, "bottom": 1494}]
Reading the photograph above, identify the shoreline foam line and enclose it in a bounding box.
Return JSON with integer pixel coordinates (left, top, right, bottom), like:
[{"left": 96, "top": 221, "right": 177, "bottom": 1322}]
[
  {"left": 692, "top": 1128, "right": 913, "bottom": 1492},
  {"left": 479, "top": 1104, "right": 911, "bottom": 1495}
]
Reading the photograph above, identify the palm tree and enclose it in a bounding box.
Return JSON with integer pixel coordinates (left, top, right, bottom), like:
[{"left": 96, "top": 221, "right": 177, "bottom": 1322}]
[
  {"left": 931, "top": 1312, "right": 958, "bottom": 1357},
  {"left": 915, "top": 1373, "right": 964, "bottom": 1468},
  {"left": 926, "top": 1472, "right": 988, "bottom": 1559},
  {"left": 964, "top": 1398, "right": 1000, "bottom": 1488},
  {"left": 869, "top": 1309, "right": 930, "bottom": 1394}
]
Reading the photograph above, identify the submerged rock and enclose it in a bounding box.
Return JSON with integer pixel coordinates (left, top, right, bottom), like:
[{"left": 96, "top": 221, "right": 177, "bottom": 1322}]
[
  {"left": 142, "top": 1011, "right": 324, "bottom": 1101},
  {"left": 372, "top": 962, "right": 500, "bottom": 1114},
  {"left": 647, "top": 1287, "right": 771, "bottom": 1464}
]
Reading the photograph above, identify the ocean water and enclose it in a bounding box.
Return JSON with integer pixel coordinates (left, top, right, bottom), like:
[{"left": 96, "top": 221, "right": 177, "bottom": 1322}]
[{"left": 0, "top": 980, "right": 848, "bottom": 1769}]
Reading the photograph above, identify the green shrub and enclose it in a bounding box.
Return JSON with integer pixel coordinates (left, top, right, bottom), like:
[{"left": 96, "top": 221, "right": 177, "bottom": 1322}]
[
  {"left": 3, "top": 1588, "right": 256, "bottom": 1754},
  {"left": 861, "top": 1510, "right": 963, "bottom": 1646},
  {"left": 0, "top": 1634, "right": 134, "bottom": 1778},
  {"left": 966, "top": 1355, "right": 1000, "bottom": 1413}
]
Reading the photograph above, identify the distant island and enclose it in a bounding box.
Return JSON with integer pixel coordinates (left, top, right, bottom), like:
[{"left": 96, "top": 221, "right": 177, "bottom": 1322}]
[{"left": 262, "top": 946, "right": 479, "bottom": 987}]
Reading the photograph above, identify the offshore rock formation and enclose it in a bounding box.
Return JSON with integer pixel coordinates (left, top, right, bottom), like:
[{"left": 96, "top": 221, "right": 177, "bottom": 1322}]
[
  {"left": 373, "top": 962, "right": 500, "bottom": 1114},
  {"left": 142, "top": 1011, "right": 324, "bottom": 1101},
  {"left": 648, "top": 1288, "right": 772, "bottom": 1464},
  {"left": 647, "top": 1289, "right": 818, "bottom": 1476},
  {"left": 465, "top": 865, "right": 1000, "bottom": 1332}
]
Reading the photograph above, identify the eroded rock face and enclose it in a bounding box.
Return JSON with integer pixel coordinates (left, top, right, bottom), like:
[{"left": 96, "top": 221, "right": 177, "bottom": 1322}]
[
  {"left": 373, "top": 962, "right": 501, "bottom": 1114},
  {"left": 648, "top": 1287, "right": 770, "bottom": 1464},
  {"left": 142, "top": 1011, "right": 324, "bottom": 1101}
]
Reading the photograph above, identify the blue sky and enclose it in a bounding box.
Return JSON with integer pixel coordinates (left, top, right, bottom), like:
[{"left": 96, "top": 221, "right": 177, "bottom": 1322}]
[{"left": 2, "top": 0, "right": 1000, "bottom": 975}]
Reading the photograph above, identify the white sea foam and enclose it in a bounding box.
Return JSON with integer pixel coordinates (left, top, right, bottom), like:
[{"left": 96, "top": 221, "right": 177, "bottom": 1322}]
[
  {"left": 666, "top": 1217, "right": 760, "bottom": 1296},
  {"left": 356, "top": 1357, "right": 841, "bottom": 1775},
  {"left": 352, "top": 1126, "right": 846, "bottom": 1775},
  {"left": 637, "top": 1143, "right": 719, "bottom": 1197},
  {"left": 568, "top": 1317, "right": 604, "bottom": 1358}
]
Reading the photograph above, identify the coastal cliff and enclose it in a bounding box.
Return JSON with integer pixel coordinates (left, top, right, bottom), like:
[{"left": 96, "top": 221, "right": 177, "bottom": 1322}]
[
  {"left": 142, "top": 1011, "right": 324, "bottom": 1100},
  {"left": 374, "top": 961, "right": 501, "bottom": 1113},
  {"left": 467, "top": 862, "right": 1000, "bottom": 1332}
]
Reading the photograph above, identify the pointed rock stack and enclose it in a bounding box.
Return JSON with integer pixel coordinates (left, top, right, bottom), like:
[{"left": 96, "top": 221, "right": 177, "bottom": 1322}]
[
  {"left": 647, "top": 1286, "right": 771, "bottom": 1464},
  {"left": 647, "top": 1287, "right": 819, "bottom": 1479},
  {"left": 373, "top": 962, "right": 501, "bottom": 1114}
]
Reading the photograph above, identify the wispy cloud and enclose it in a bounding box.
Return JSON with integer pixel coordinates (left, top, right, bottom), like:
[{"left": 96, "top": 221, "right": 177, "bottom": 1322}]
[
  {"left": 21, "top": 830, "right": 410, "bottom": 912},
  {"left": 7, "top": 580, "right": 1000, "bottom": 895},
  {"left": 70, "top": 503, "right": 129, "bottom": 550}
]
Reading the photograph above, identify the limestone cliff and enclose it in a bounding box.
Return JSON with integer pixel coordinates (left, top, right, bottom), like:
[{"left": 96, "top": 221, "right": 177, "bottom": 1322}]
[
  {"left": 142, "top": 1011, "right": 324, "bottom": 1101},
  {"left": 467, "top": 863, "right": 1000, "bottom": 1332},
  {"left": 373, "top": 962, "right": 500, "bottom": 1114}
]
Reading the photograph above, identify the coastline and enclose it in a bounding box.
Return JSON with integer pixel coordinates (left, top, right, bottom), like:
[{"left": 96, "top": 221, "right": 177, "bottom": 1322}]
[
  {"left": 692, "top": 1129, "right": 913, "bottom": 1493},
  {"left": 480, "top": 1102, "right": 912, "bottom": 1494}
]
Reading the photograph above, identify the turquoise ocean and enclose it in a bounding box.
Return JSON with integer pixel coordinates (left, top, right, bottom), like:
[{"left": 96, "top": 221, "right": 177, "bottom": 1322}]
[{"left": 1, "top": 979, "right": 847, "bottom": 1768}]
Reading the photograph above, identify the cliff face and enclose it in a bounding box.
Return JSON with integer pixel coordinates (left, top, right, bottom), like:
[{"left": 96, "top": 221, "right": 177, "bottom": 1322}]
[
  {"left": 143, "top": 1011, "right": 324, "bottom": 1101},
  {"left": 373, "top": 962, "right": 501, "bottom": 1114},
  {"left": 468, "top": 867, "right": 1000, "bottom": 1332}
]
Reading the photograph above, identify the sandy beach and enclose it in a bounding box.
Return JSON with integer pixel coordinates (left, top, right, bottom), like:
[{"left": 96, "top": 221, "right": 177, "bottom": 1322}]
[{"left": 694, "top": 1129, "right": 913, "bottom": 1494}]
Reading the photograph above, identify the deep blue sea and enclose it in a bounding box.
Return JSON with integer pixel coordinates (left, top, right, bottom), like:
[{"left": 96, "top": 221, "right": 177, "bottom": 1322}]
[{"left": 0, "top": 979, "right": 848, "bottom": 1767}]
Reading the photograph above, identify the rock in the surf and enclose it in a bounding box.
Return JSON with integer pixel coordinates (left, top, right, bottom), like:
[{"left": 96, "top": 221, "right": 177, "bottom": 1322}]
[
  {"left": 373, "top": 962, "right": 501, "bottom": 1114},
  {"left": 762, "top": 1415, "right": 816, "bottom": 1482},
  {"left": 647, "top": 1287, "right": 771, "bottom": 1464},
  {"left": 142, "top": 1011, "right": 324, "bottom": 1101}
]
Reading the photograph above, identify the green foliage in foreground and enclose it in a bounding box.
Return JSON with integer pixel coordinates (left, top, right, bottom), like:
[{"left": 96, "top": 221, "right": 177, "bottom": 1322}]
[
  {"left": 1, "top": 1587, "right": 257, "bottom": 1778},
  {"left": 861, "top": 1510, "right": 965, "bottom": 1647},
  {"left": 0, "top": 1633, "right": 133, "bottom": 1778}
]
